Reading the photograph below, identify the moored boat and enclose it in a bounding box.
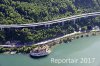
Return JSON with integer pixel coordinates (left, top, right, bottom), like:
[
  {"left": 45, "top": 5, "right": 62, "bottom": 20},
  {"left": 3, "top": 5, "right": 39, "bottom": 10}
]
[{"left": 30, "top": 45, "right": 51, "bottom": 58}]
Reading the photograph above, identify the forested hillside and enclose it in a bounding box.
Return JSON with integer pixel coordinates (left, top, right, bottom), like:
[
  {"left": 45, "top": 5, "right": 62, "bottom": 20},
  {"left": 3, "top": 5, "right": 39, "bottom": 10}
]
[
  {"left": 0, "top": 0, "right": 100, "bottom": 24},
  {"left": 0, "top": 16, "right": 100, "bottom": 44}
]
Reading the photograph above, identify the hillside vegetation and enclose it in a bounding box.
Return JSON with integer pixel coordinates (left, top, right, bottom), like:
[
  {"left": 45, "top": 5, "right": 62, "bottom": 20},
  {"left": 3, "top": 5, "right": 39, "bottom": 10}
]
[
  {"left": 0, "top": 0, "right": 100, "bottom": 45},
  {"left": 0, "top": 0, "right": 100, "bottom": 24}
]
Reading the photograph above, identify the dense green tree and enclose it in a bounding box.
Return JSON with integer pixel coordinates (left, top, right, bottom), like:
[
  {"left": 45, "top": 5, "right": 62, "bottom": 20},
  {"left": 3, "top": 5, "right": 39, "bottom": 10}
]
[
  {"left": 0, "top": 0, "right": 99, "bottom": 24},
  {"left": 0, "top": 0, "right": 99, "bottom": 45}
]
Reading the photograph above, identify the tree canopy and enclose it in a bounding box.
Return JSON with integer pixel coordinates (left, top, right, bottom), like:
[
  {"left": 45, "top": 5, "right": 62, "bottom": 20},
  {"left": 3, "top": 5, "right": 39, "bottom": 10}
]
[{"left": 0, "top": 0, "right": 100, "bottom": 24}]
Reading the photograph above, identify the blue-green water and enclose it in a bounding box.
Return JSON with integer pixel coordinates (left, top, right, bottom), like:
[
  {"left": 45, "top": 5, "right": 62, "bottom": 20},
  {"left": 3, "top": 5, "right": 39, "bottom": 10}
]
[{"left": 0, "top": 35, "right": 100, "bottom": 66}]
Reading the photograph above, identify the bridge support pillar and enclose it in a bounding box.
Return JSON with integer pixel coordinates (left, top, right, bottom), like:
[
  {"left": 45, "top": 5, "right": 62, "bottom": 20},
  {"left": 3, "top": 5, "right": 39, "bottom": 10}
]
[
  {"left": 0, "top": 27, "right": 4, "bottom": 31},
  {"left": 84, "top": 15, "right": 88, "bottom": 19},
  {"left": 61, "top": 22, "right": 65, "bottom": 26},
  {"left": 32, "top": 26, "right": 35, "bottom": 30},
  {"left": 73, "top": 19, "right": 76, "bottom": 24},
  {"left": 45, "top": 24, "right": 50, "bottom": 28},
  {"left": 27, "top": 26, "right": 35, "bottom": 31}
]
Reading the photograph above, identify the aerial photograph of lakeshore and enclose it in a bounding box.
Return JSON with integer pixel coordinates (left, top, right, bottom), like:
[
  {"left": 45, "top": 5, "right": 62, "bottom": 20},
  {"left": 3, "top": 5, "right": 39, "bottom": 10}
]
[{"left": 0, "top": 0, "right": 100, "bottom": 66}]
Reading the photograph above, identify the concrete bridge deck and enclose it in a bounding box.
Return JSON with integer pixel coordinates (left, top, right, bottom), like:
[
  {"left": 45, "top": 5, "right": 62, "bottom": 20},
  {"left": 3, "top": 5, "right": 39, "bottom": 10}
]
[{"left": 0, "top": 12, "right": 100, "bottom": 28}]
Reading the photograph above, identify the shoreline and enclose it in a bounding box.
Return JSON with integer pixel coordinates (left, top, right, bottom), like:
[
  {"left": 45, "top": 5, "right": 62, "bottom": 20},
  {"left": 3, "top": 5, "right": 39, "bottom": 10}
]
[
  {"left": 0, "top": 30, "right": 100, "bottom": 54},
  {"left": 35, "top": 32, "right": 81, "bottom": 45},
  {"left": 35, "top": 30, "right": 100, "bottom": 46}
]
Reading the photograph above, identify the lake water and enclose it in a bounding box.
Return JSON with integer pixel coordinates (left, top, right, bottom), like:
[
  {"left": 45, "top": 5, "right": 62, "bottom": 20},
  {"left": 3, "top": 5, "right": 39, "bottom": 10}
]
[{"left": 0, "top": 35, "right": 100, "bottom": 66}]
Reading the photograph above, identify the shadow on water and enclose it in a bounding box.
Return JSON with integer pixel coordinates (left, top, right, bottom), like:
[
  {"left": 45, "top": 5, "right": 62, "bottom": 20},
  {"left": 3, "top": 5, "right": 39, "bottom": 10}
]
[{"left": 29, "top": 54, "right": 49, "bottom": 59}]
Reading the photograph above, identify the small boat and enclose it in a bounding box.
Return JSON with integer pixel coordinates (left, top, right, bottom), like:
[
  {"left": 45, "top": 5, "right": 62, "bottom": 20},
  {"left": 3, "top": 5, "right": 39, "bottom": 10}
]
[
  {"left": 30, "top": 45, "right": 51, "bottom": 58},
  {"left": 10, "top": 51, "right": 16, "bottom": 55}
]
